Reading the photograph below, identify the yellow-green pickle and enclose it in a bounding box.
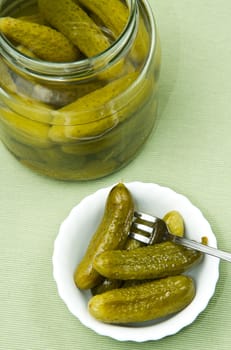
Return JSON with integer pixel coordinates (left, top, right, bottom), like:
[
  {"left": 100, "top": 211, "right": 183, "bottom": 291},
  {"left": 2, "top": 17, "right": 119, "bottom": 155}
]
[
  {"left": 93, "top": 241, "right": 203, "bottom": 280},
  {"left": 0, "top": 0, "right": 161, "bottom": 180},
  {"left": 74, "top": 183, "right": 204, "bottom": 324},
  {"left": 88, "top": 275, "right": 196, "bottom": 324},
  {"left": 74, "top": 183, "right": 134, "bottom": 290}
]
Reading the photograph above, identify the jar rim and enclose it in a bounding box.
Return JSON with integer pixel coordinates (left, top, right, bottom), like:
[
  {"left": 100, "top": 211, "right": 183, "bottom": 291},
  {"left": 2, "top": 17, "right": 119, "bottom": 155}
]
[{"left": 0, "top": 0, "right": 141, "bottom": 81}]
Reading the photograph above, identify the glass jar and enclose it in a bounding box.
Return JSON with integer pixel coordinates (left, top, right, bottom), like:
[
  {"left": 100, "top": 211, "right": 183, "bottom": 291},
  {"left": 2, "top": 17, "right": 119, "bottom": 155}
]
[{"left": 0, "top": 0, "right": 161, "bottom": 180}]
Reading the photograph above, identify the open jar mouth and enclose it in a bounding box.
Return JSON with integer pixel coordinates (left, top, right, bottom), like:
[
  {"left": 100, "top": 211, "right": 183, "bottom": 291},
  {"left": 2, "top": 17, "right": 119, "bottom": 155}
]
[{"left": 0, "top": 0, "right": 143, "bottom": 81}]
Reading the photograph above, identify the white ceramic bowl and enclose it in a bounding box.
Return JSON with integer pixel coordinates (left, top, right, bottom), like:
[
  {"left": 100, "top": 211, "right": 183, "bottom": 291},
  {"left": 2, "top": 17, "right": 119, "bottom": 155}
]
[{"left": 52, "top": 182, "right": 220, "bottom": 342}]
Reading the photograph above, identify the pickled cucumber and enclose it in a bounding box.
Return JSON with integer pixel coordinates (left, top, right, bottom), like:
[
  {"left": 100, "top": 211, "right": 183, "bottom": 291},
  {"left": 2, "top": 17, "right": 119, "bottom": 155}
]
[
  {"left": 1, "top": 92, "right": 53, "bottom": 124},
  {"left": 163, "top": 210, "right": 185, "bottom": 237},
  {"left": 93, "top": 241, "right": 203, "bottom": 280},
  {"left": 51, "top": 71, "right": 139, "bottom": 125},
  {"left": 0, "top": 107, "right": 51, "bottom": 148},
  {"left": 60, "top": 83, "right": 155, "bottom": 156},
  {"left": 38, "top": 0, "right": 129, "bottom": 80},
  {"left": 88, "top": 275, "right": 195, "bottom": 323},
  {"left": 74, "top": 183, "right": 134, "bottom": 289},
  {"left": 48, "top": 71, "right": 154, "bottom": 142},
  {"left": 77, "top": 0, "right": 128, "bottom": 38},
  {"left": 0, "top": 17, "right": 79, "bottom": 62},
  {"left": 38, "top": 0, "right": 110, "bottom": 58},
  {"left": 48, "top": 115, "right": 116, "bottom": 143},
  {"left": 48, "top": 71, "right": 139, "bottom": 142},
  {"left": 78, "top": 0, "right": 149, "bottom": 64}
]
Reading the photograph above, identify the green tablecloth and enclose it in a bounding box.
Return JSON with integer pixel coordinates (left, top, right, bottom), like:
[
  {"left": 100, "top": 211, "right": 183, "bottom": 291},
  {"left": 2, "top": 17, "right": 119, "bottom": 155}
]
[{"left": 1, "top": 1, "right": 231, "bottom": 348}]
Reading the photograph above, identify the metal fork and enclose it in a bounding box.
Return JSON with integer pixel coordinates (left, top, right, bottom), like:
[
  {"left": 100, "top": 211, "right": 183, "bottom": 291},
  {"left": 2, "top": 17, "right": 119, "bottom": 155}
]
[{"left": 129, "top": 211, "right": 231, "bottom": 262}]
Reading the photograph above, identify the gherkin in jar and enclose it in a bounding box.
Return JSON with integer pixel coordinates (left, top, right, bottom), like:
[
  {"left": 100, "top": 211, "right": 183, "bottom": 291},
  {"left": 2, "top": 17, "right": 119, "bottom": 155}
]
[{"left": 0, "top": 0, "right": 161, "bottom": 180}]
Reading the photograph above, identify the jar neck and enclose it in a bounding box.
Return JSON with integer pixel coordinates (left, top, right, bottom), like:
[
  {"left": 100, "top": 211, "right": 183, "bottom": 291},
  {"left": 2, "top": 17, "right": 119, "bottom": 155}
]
[{"left": 0, "top": 0, "right": 138, "bottom": 82}]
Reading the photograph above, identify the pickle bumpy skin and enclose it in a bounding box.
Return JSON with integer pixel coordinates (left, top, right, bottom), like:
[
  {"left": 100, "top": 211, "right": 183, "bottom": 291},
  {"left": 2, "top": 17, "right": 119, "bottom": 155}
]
[
  {"left": 78, "top": 0, "right": 149, "bottom": 65},
  {"left": 74, "top": 183, "right": 134, "bottom": 290},
  {"left": 38, "top": 0, "right": 110, "bottom": 58},
  {"left": 77, "top": 0, "right": 128, "bottom": 38},
  {"left": 88, "top": 275, "right": 196, "bottom": 323},
  {"left": 0, "top": 17, "right": 79, "bottom": 62},
  {"left": 93, "top": 241, "right": 203, "bottom": 280}
]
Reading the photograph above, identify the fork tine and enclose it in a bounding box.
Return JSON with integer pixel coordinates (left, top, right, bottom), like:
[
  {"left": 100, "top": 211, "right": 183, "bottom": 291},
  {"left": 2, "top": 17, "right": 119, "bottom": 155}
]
[
  {"left": 134, "top": 211, "right": 158, "bottom": 224},
  {"left": 129, "top": 231, "right": 151, "bottom": 244},
  {"left": 132, "top": 222, "right": 153, "bottom": 235}
]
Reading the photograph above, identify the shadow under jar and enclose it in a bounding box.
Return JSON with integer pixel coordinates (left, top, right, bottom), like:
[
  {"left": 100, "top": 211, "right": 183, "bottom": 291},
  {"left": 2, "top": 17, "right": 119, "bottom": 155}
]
[{"left": 0, "top": 0, "right": 161, "bottom": 180}]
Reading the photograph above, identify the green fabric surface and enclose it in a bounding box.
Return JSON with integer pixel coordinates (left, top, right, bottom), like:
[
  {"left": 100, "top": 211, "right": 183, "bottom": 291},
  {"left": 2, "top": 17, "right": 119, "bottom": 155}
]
[{"left": 1, "top": 0, "right": 231, "bottom": 348}]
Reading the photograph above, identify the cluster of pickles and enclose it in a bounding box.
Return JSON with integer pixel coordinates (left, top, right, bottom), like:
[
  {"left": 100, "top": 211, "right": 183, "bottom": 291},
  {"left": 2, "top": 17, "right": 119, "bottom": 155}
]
[
  {"left": 74, "top": 183, "right": 203, "bottom": 324},
  {"left": 0, "top": 0, "right": 161, "bottom": 180}
]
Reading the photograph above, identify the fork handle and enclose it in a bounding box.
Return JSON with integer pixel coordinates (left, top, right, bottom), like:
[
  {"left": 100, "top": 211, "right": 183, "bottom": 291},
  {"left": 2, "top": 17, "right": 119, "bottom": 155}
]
[{"left": 173, "top": 236, "right": 231, "bottom": 262}]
